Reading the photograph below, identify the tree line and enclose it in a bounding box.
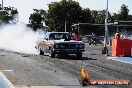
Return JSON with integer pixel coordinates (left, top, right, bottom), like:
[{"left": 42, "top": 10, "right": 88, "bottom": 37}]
[
  {"left": 0, "top": 0, "right": 131, "bottom": 35},
  {"left": 29, "top": 0, "right": 132, "bottom": 35},
  {"left": 0, "top": 5, "right": 18, "bottom": 24}
]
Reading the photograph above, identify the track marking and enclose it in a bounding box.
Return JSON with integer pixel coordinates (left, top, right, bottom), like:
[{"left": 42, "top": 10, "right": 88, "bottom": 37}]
[
  {"left": 2, "top": 70, "right": 13, "bottom": 72},
  {"left": 107, "top": 57, "right": 132, "bottom": 64},
  {"left": 0, "top": 70, "right": 14, "bottom": 88}
]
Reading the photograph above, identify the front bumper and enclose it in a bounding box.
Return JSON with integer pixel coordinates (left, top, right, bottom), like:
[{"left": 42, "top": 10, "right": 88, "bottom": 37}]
[{"left": 53, "top": 48, "right": 85, "bottom": 54}]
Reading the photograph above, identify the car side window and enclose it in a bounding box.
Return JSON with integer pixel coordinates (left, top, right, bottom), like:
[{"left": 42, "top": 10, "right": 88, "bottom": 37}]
[
  {"left": 49, "top": 33, "right": 55, "bottom": 40},
  {"left": 55, "top": 34, "right": 62, "bottom": 39},
  {"left": 48, "top": 33, "right": 72, "bottom": 40}
]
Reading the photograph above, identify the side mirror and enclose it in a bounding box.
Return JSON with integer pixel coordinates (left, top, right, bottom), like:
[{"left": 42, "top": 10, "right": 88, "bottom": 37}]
[{"left": 45, "top": 38, "right": 48, "bottom": 40}]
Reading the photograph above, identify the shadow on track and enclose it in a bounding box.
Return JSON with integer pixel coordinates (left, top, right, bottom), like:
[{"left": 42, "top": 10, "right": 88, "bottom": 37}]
[{"left": 57, "top": 55, "right": 97, "bottom": 60}]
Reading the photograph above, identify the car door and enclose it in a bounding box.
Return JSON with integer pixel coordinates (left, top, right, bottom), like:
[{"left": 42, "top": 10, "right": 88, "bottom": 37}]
[
  {"left": 47, "top": 33, "right": 54, "bottom": 53},
  {"left": 44, "top": 33, "right": 49, "bottom": 53}
]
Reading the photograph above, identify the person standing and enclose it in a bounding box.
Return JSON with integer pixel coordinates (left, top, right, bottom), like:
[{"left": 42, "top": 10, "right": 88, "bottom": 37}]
[
  {"left": 72, "top": 31, "right": 80, "bottom": 41},
  {"left": 114, "top": 32, "right": 120, "bottom": 39}
]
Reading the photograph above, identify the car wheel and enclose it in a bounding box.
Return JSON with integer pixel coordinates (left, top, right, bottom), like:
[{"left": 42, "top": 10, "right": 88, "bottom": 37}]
[
  {"left": 39, "top": 49, "right": 44, "bottom": 55},
  {"left": 51, "top": 52, "right": 55, "bottom": 58},
  {"left": 76, "top": 52, "right": 82, "bottom": 59}
]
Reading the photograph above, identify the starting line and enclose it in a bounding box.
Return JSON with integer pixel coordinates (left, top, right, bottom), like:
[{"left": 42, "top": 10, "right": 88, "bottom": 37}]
[{"left": 0, "top": 71, "right": 14, "bottom": 88}]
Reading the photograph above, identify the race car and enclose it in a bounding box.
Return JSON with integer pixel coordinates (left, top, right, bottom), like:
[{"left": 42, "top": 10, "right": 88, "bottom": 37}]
[{"left": 35, "top": 32, "right": 85, "bottom": 59}]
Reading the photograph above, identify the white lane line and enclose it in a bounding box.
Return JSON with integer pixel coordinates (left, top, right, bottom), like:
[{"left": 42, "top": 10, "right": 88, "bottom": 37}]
[
  {"left": 0, "top": 70, "right": 14, "bottom": 88},
  {"left": 2, "top": 70, "right": 13, "bottom": 72}
]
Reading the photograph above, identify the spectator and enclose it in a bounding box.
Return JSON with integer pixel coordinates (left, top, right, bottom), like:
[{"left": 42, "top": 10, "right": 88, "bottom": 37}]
[
  {"left": 115, "top": 32, "right": 120, "bottom": 39},
  {"left": 72, "top": 32, "right": 80, "bottom": 41}
]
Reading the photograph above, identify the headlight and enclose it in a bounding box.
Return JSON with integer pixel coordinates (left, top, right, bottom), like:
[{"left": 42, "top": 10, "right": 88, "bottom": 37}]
[
  {"left": 75, "top": 44, "right": 79, "bottom": 48},
  {"left": 55, "top": 44, "right": 59, "bottom": 48},
  {"left": 60, "top": 44, "right": 64, "bottom": 48},
  {"left": 79, "top": 44, "right": 84, "bottom": 48}
]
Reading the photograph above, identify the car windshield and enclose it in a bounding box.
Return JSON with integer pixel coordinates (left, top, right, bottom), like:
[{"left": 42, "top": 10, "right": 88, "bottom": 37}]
[{"left": 49, "top": 33, "right": 72, "bottom": 40}]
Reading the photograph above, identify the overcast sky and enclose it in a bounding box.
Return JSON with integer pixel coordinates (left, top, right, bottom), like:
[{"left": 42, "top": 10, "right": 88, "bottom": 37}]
[{"left": 2, "top": 0, "right": 132, "bottom": 24}]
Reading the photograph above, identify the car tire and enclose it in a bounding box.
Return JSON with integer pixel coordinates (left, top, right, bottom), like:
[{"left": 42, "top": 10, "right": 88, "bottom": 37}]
[
  {"left": 39, "top": 49, "right": 44, "bottom": 55},
  {"left": 76, "top": 52, "right": 82, "bottom": 59},
  {"left": 51, "top": 52, "right": 55, "bottom": 58}
]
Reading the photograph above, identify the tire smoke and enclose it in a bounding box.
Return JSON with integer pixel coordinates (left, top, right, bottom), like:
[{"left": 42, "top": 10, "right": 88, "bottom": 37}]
[{"left": 0, "top": 23, "right": 44, "bottom": 54}]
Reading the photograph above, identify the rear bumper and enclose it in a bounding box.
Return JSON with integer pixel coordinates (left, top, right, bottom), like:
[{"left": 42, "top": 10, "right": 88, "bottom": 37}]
[{"left": 53, "top": 48, "right": 85, "bottom": 54}]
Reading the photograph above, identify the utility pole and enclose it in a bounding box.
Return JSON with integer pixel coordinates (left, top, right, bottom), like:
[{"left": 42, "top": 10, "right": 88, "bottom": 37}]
[
  {"left": 104, "top": 0, "right": 109, "bottom": 46},
  {"left": 78, "top": 22, "right": 79, "bottom": 35},
  {"left": 77, "top": 23, "right": 80, "bottom": 41},
  {"left": 2, "top": 0, "right": 3, "bottom": 9},
  {"left": 65, "top": 19, "right": 66, "bottom": 32},
  {"left": 102, "top": 0, "right": 109, "bottom": 55}
]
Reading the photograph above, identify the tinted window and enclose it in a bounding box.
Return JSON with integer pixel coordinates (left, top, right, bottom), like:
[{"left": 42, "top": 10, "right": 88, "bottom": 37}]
[{"left": 49, "top": 33, "right": 71, "bottom": 40}]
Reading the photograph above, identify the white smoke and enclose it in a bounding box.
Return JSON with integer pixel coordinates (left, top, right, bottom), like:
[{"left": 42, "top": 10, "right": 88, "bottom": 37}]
[{"left": 0, "top": 23, "right": 44, "bottom": 54}]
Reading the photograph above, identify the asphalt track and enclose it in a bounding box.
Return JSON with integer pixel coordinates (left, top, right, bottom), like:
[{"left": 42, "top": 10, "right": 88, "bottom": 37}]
[{"left": 0, "top": 44, "right": 132, "bottom": 88}]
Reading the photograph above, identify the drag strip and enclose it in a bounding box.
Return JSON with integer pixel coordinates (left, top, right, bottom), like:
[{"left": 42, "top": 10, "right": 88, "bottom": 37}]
[{"left": 0, "top": 45, "right": 132, "bottom": 88}]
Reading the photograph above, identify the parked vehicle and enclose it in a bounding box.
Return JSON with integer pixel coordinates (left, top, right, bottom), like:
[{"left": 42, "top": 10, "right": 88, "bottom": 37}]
[{"left": 35, "top": 32, "right": 85, "bottom": 59}]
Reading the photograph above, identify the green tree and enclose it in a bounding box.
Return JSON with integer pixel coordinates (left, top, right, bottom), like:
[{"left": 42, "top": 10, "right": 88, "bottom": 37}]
[
  {"left": 0, "top": 6, "right": 18, "bottom": 24},
  {"left": 91, "top": 10, "right": 98, "bottom": 23},
  {"left": 45, "top": 0, "right": 88, "bottom": 32},
  {"left": 29, "top": 10, "right": 44, "bottom": 31},
  {"left": 119, "top": 4, "right": 129, "bottom": 20},
  {"left": 80, "top": 8, "right": 91, "bottom": 23},
  {"left": 91, "top": 10, "right": 112, "bottom": 24},
  {"left": 128, "top": 15, "right": 132, "bottom": 20},
  {"left": 33, "top": 9, "right": 46, "bottom": 22},
  {"left": 96, "top": 10, "right": 106, "bottom": 24},
  {"left": 111, "top": 13, "right": 119, "bottom": 22}
]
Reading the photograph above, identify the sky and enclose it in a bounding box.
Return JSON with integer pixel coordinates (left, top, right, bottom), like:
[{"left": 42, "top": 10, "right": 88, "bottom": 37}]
[{"left": 2, "top": 0, "right": 132, "bottom": 24}]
